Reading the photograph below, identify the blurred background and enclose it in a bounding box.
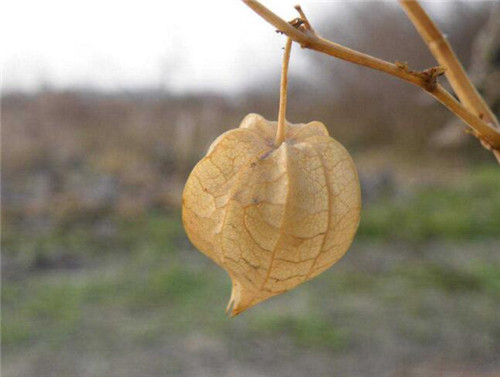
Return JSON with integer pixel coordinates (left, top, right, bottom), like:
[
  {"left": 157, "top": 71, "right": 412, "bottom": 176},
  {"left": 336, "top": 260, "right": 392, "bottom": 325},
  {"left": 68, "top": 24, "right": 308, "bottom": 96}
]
[{"left": 2, "top": 0, "right": 500, "bottom": 376}]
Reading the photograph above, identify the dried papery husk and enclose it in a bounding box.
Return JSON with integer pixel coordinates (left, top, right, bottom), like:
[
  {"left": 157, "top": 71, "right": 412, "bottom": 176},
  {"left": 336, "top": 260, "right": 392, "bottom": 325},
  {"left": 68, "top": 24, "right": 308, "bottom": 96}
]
[{"left": 182, "top": 113, "right": 361, "bottom": 316}]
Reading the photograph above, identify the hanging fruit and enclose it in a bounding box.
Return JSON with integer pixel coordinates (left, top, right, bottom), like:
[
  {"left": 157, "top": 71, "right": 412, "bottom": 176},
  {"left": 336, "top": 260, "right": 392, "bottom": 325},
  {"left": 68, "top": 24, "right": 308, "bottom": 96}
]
[{"left": 182, "top": 38, "right": 361, "bottom": 316}]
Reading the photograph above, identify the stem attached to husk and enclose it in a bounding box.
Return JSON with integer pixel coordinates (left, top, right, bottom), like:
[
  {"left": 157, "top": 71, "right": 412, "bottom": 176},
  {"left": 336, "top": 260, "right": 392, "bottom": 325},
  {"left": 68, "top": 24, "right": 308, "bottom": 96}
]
[
  {"left": 243, "top": 0, "right": 500, "bottom": 163},
  {"left": 275, "top": 37, "right": 293, "bottom": 146}
]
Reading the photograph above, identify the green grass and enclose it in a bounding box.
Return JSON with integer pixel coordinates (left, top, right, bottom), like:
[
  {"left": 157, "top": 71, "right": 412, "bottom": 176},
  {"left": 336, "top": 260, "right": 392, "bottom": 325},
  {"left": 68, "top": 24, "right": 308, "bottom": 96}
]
[
  {"left": 3, "top": 166, "right": 499, "bottom": 358},
  {"left": 2, "top": 262, "right": 228, "bottom": 350},
  {"left": 250, "top": 312, "right": 348, "bottom": 350},
  {"left": 390, "top": 263, "right": 500, "bottom": 294},
  {"left": 4, "top": 165, "right": 499, "bottom": 271},
  {"left": 358, "top": 165, "right": 500, "bottom": 241},
  {"left": 2, "top": 212, "right": 191, "bottom": 350},
  {"left": 2, "top": 281, "right": 84, "bottom": 347},
  {"left": 1, "top": 210, "right": 184, "bottom": 271}
]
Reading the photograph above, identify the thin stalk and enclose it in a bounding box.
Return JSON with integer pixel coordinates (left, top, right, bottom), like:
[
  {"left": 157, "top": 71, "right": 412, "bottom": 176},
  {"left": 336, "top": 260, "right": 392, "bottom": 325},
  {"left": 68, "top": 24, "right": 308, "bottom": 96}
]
[{"left": 276, "top": 37, "right": 293, "bottom": 146}]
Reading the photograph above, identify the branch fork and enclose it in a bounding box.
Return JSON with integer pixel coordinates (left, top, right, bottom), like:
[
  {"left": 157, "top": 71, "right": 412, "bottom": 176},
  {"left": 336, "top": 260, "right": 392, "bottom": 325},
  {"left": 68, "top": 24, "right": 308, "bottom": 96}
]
[
  {"left": 243, "top": 0, "right": 500, "bottom": 164},
  {"left": 420, "top": 66, "right": 447, "bottom": 91}
]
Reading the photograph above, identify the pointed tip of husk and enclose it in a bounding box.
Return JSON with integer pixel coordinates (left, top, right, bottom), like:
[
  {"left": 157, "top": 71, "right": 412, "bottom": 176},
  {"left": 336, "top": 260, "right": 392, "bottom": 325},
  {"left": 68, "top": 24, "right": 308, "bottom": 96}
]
[{"left": 225, "top": 279, "right": 261, "bottom": 317}]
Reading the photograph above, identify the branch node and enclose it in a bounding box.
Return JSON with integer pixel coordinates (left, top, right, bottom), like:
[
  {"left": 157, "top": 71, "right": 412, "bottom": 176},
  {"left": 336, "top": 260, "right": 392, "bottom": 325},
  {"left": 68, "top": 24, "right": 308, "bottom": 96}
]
[
  {"left": 420, "top": 66, "right": 446, "bottom": 92},
  {"left": 294, "top": 5, "right": 314, "bottom": 33},
  {"left": 289, "top": 17, "right": 305, "bottom": 29},
  {"left": 287, "top": 16, "right": 314, "bottom": 47},
  {"left": 395, "top": 60, "right": 411, "bottom": 73}
]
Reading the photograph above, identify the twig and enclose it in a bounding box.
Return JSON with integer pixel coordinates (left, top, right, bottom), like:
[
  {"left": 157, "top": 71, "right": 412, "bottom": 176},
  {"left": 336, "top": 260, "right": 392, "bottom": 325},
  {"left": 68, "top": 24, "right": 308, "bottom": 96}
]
[
  {"left": 244, "top": 0, "right": 428, "bottom": 88},
  {"left": 398, "top": 0, "right": 499, "bottom": 128},
  {"left": 276, "top": 38, "right": 293, "bottom": 146},
  {"left": 294, "top": 5, "right": 314, "bottom": 33},
  {"left": 242, "top": 0, "right": 500, "bottom": 161}
]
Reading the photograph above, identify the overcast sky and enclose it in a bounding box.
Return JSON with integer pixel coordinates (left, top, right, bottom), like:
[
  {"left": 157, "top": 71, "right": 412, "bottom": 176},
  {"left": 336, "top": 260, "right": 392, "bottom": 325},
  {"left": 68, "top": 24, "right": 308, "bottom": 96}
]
[{"left": 2, "top": 0, "right": 453, "bottom": 94}]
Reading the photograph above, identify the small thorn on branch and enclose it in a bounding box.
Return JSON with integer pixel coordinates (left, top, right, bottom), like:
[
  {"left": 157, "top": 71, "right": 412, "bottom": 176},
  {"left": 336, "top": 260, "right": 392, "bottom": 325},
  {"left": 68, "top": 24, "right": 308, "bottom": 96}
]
[
  {"left": 294, "top": 5, "right": 314, "bottom": 32},
  {"left": 420, "top": 66, "right": 446, "bottom": 91},
  {"left": 286, "top": 17, "right": 311, "bottom": 48},
  {"left": 395, "top": 60, "right": 411, "bottom": 73},
  {"left": 276, "top": 17, "right": 304, "bottom": 35},
  {"left": 289, "top": 17, "right": 305, "bottom": 28}
]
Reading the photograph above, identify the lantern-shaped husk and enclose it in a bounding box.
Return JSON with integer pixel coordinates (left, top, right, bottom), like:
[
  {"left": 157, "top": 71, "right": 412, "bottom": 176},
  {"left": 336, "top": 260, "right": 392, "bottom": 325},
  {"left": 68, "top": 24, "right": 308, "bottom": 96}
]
[{"left": 182, "top": 113, "right": 361, "bottom": 316}]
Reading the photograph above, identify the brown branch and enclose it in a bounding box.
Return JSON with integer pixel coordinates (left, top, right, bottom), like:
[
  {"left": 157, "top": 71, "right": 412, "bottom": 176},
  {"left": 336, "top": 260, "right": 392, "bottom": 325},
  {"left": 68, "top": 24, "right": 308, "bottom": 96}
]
[
  {"left": 242, "top": 0, "right": 500, "bottom": 161},
  {"left": 243, "top": 0, "right": 428, "bottom": 88},
  {"left": 432, "top": 86, "right": 500, "bottom": 146},
  {"left": 398, "top": 0, "right": 499, "bottom": 128}
]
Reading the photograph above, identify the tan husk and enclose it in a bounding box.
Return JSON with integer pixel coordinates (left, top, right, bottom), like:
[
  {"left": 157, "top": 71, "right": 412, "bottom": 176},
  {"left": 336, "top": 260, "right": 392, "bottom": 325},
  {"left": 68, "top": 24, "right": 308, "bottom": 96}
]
[{"left": 182, "top": 113, "right": 361, "bottom": 316}]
